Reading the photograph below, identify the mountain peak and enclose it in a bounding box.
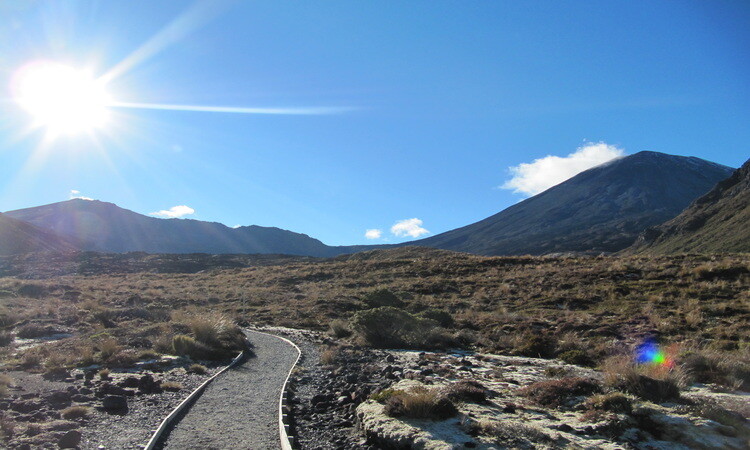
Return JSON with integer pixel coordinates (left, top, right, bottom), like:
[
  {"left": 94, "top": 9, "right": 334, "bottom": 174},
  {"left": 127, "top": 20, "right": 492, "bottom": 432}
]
[{"left": 405, "top": 152, "right": 735, "bottom": 255}]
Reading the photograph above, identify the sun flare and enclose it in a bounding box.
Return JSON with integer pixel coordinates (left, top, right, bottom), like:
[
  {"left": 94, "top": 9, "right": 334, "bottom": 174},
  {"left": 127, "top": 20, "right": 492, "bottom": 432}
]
[{"left": 11, "top": 61, "right": 111, "bottom": 134}]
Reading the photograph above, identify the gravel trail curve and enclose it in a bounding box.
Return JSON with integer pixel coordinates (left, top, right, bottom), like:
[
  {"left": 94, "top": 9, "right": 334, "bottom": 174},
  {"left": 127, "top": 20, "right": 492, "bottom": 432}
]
[{"left": 158, "top": 329, "right": 299, "bottom": 449}]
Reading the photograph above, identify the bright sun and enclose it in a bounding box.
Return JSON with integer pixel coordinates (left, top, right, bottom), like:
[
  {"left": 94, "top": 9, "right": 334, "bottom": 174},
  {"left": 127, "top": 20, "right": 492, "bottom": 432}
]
[{"left": 11, "top": 61, "right": 111, "bottom": 134}]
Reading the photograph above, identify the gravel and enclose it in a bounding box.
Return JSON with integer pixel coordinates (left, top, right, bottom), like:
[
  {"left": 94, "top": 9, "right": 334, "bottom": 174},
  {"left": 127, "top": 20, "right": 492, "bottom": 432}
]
[{"left": 157, "top": 329, "right": 299, "bottom": 449}]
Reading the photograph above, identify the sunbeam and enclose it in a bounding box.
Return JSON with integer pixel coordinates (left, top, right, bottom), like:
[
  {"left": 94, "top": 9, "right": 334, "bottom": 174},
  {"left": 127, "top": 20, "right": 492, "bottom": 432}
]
[
  {"left": 109, "top": 101, "right": 358, "bottom": 115},
  {"left": 100, "top": 0, "right": 237, "bottom": 84}
]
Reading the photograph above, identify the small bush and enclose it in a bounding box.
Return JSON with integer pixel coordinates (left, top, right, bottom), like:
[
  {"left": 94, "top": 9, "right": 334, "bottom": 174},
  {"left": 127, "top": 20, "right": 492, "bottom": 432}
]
[
  {"left": 584, "top": 393, "right": 632, "bottom": 414},
  {"left": 441, "top": 380, "right": 487, "bottom": 403},
  {"left": 418, "top": 309, "right": 455, "bottom": 328},
  {"left": 370, "top": 388, "right": 406, "bottom": 403},
  {"left": 328, "top": 319, "right": 352, "bottom": 338},
  {"left": 603, "top": 356, "right": 685, "bottom": 402},
  {"left": 362, "top": 289, "right": 404, "bottom": 308},
  {"left": 519, "top": 377, "right": 601, "bottom": 408},
  {"left": 383, "top": 386, "right": 457, "bottom": 420},
  {"left": 320, "top": 346, "right": 340, "bottom": 365},
  {"left": 0, "top": 331, "right": 12, "bottom": 347},
  {"left": 61, "top": 405, "right": 91, "bottom": 420},
  {"left": 513, "top": 333, "right": 556, "bottom": 358},
  {"left": 350, "top": 307, "right": 446, "bottom": 349},
  {"left": 477, "top": 420, "right": 554, "bottom": 445},
  {"left": 187, "top": 364, "right": 208, "bottom": 375},
  {"left": 138, "top": 350, "right": 160, "bottom": 361},
  {"left": 98, "top": 368, "right": 110, "bottom": 380},
  {"left": 97, "top": 338, "right": 121, "bottom": 361},
  {"left": 559, "top": 349, "right": 593, "bottom": 366},
  {"left": 161, "top": 381, "right": 182, "bottom": 391},
  {"left": 15, "top": 323, "right": 51, "bottom": 339},
  {"left": 0, "top": 374, "right": 11, "bottom": 397},
  {"left": 0, "top": 308, "right": 17, "bottom": 329}
]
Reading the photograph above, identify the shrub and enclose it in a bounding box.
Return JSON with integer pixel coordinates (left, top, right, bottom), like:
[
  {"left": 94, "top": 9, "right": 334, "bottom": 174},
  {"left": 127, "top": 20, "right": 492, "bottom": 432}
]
[
  {"left": 328, "top": 319, "right": 352, "bottom": 338},
  {"left": 61, "top": 405, "right": 91, "bottom": 420},
  {"left": 16, "top": 323, "right": 51, "bottom": 339},
  {"left": 519, "top": 377, "right": 601, "bottom": 408},
  {"left": 584, "top": 393, "right": 632, "bottom": 414},
  {"left": 513, "top": 333, "right": 556, "bottom": 358},
  {"left": 161, "top": 381, "right": 183, "bottom": 391},
  {"left": 441, "top": 380, "right": 487, "bottom": 403},
  {"left": 370, "top": 388, "right": 406, "bottom": 403},
  {"left": 679, "top": 350, "right": 750, "bottom": 390},
  {"left": 362, "top": 289, "right": 404, "bottom": 308},
  {"left": 188, "top": 364, "right": 208, "bottom": 375},
  {"left": 0, "top": 374, "right": 11, "bottom": 398},
  {"left": 0, "top": 309, "right": 17, "bottom": 329},
  {"left": 98, "top": 368, "right": 110, "bottom": 380},
  {"left": 0, "top": 332, "right": 12, "bottom": 347},
  {"left": 383, "top": 386, "right": 457, "bottom": 420},
  {"left": 477, "top": 420, "right": 554, "bottom": 445},
  {"left": 602, "top": 356, "right": 684, "bottom": 402},
  {"left": 320, "top": 346, "right": 339, "bottom": 365},
  {"left": 97, "top": 338, "right": 121, "bottom": 362},
  {"left": 418, "top": 309, "right": 455, "bottom": 328},
  {"left": 559, "top": 349, "right": 593, "bottom": 366},
  {"left": 350, "top": 307, "right": 445, "bottom": 349}
]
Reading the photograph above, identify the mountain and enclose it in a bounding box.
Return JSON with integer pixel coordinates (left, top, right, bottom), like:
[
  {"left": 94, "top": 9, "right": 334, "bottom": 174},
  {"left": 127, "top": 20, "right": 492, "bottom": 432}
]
[
  {"left": 403, "top": 151, "right": 734, "bottom": 255},
  {"left": 0, "top": 213, "right": 77, "bottom": 255},
  {"left": 629, "top": 158, "right": 750, "bottom": 254},
  {"left": 4, "top": 199, "right": 343, "bottom": 257}
]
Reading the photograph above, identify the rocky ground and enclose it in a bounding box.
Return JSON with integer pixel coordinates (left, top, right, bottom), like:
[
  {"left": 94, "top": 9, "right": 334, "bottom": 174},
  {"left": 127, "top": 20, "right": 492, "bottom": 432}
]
[
  {"left": 1, "top": 359, "right": 220, "bottom": 449},
  {"left": 354, "top": 351, "right": 750, "bottom": 449}
]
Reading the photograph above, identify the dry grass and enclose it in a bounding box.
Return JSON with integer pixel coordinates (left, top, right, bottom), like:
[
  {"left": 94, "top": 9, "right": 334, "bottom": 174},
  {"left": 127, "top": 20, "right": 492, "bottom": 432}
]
[
  {"left": 518, "top": 377, "right": 601, "bottom": 408},
  {"left": 61, "top": 405, "right": 91, "bottom": 420},
  {"left": 383, "top": 385, "right": 458, "bottom": 419},
  {"left": 319, "top": 346, "right": 340, "bottom": 365},
  {"left": 0, "top": 249, "right": 746, "bottom": 376},
  {"left": 602, "top": 355, "right": 687, "bottom": 402}
]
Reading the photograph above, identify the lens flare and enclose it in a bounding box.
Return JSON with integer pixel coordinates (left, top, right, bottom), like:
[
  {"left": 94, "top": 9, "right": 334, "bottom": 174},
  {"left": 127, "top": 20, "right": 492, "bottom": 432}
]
[{"left": 636, "top": 338, "right": 676, "bottom": 368}]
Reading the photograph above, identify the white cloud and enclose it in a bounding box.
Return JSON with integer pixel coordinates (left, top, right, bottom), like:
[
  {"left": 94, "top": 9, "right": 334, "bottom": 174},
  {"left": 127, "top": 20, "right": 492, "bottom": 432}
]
[
  {"left": 364, "top": 229, "right": 382, "bottom": 239},
  {"left": 391, "top": 218, "right": 429, "bottom": 238},
  {"left": 69, "top": 190, "right": 93, "bottom": 201},
  {"left": 150, "top": 205, "right": 195, "bottom": 218},
  {"left": 501, "top": 142, "right": 625, "bottom": 197}
]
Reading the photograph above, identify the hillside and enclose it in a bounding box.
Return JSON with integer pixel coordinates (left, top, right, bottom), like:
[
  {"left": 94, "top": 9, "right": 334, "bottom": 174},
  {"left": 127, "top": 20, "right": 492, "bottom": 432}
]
[
  {"left": 4, "top": 199, "right": 344, "bottom": 256},
  {"left": 630, "top": 158, "right": 750, "bottom": 254},
  {"left": 404, "top": 151, "right": 733, "bottom": 255},
  {"left": 0, "top": 213, "right": 77, "bottom": 255}
]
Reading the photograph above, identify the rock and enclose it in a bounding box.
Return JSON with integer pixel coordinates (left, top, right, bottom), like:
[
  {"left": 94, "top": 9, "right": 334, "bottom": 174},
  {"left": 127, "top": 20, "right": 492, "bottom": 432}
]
[
  {"left": 58, "top": 429, "right": 82, "bottom": 448},
  {"left": 102, "top": 395, "right": 128, "bottom": 411},
  {"left": 11, "top": 400, "right": 43, "bottom": 414},
  {"left": 119, "top": 376, "right": 140, "bottom": 388},
  {"left": 385, "top": 355, "right": 395, "bottom": 363}
]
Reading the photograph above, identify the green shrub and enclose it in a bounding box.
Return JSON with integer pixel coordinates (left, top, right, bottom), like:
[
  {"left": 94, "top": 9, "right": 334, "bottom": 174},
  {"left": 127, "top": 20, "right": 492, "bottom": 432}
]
[
  {"left": 350, "top": 307, "right": 447, "bottom": 349},
  {"left": 362, "top": 289, "right": 404, "bottom": 308},
  {"left": 370, "top": 388, "right": 406, "bottom": 403}
]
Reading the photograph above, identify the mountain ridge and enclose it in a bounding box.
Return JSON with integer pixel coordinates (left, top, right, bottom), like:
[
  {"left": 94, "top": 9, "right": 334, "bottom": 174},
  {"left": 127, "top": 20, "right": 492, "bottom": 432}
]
[
  {"left": 399, "top": 151, "right": 734, "bottom": 255},
  {"left": 629, "top": 158, "right": 750, "bottom": 254}
]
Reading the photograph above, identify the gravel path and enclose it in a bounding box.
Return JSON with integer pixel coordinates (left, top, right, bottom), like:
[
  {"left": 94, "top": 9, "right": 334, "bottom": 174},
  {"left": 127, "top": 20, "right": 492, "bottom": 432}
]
[{"left": 158, "top": 330, "right": 299, "bottom": 450}]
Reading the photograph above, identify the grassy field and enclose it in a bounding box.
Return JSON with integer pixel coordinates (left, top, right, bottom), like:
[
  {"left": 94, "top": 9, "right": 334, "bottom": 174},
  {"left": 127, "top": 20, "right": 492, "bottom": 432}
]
[{"left": 0, "top": 247, "right": 748, "bottom": 388}]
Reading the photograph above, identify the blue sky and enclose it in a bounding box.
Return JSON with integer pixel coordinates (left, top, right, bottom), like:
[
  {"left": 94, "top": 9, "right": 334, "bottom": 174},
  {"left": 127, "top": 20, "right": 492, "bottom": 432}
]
[{"left": 0, "top": 1, "right": 748, "bottom": 246}]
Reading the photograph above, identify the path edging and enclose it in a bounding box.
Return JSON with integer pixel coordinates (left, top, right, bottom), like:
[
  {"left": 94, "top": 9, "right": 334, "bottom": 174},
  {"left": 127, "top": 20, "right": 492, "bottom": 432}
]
[
  {"left": 248, "top": 328, "right": 302, "bottom": 450},
  {"left": 143, "top": 345, "right": 248, "bottom": 450}
]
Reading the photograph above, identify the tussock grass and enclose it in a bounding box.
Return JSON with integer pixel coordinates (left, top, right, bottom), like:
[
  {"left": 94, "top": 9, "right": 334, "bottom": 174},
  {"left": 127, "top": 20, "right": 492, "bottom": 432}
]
[{"left": 61, "top": 405, "right": 91, "bottom": 420}]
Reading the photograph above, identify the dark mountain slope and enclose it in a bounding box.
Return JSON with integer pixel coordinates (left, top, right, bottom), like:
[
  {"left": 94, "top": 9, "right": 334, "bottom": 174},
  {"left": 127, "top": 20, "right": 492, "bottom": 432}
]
[
  {"left": 4, "top": 199, "right": 341, "bottom": 256},
  {"left": 0, "top": 213, "right": 77, "bottom": 255},
  {"left": 404, "top": 151, "right": 734, "bottom": 255},
  {"left": 629, "top": 158, "right": 750, "bottom": 254}
]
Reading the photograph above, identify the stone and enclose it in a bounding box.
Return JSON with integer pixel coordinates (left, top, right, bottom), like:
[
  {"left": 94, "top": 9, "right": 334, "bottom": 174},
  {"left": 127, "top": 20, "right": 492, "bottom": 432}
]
[
  {"left": 58, "top": 429, "right": 82, "bottom": 448},
  {"left": 102, "top": 395, "right": 128, "bottom": 411}
]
